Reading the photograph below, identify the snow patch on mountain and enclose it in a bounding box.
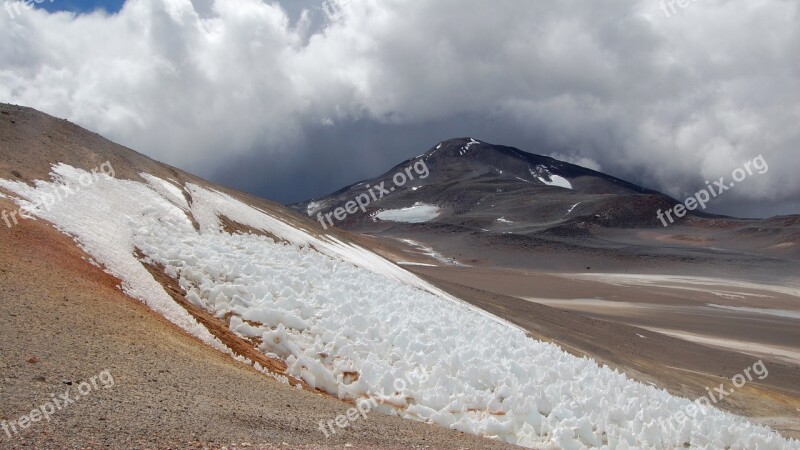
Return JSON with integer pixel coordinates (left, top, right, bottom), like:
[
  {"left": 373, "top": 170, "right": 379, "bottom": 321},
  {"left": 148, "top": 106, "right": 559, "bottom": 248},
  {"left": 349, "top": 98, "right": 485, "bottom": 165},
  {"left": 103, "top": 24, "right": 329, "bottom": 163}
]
[
  {"left": 140, "top": 173, "right": 190, "bottom": 210},
  {"left": 373, "top": 202, "right": 440, "bottom": 223},
  {"left": 530, "top": 165, "right": 573, "bottom": 190},
  {"left": 399, "top": 238, "right": 462, "bottom": 266},
  {"left": 305, "top": 200, "right": 327, "bottom": 216},
  {"left": 707, "top": 304, "right": 800, "bottom": 320},
  {"left": 458, "top": 138, "right": 480, "bottom": 155},
  {"left": 540, "top": 174, "right": 572, "bottom": 190},
  {"left": 567, "top": 202, "right": 581, "bottom": 215}
]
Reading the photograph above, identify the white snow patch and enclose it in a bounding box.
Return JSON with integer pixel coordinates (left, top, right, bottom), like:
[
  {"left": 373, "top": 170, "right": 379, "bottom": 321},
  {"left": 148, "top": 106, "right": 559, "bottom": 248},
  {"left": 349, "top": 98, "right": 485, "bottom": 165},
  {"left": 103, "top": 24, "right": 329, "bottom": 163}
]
[
  {"left": 707, "top": 304, "right": 800, "bottom": 320},
  {"left": 496, "top": 217, "right": 514, "bottom": 224},
  {"left": 712, "top": 292, "right": 747, "bottom": 300},
  {"left": 373, "top": 202, "right": 440, "bottom": 223},
  {"left": 538, "top": 174, "right": 572, "bottom": 190},
  {"left": 140, "top": 173, "right": 189, "bottom": 210},
  {"left": 531, "top": 166, "right": 573, "bottom": 190},
  {"left": 567, "top": 202, "right": 580, "bottom": 215},
  {"left": 396, "top": 261, "right": 437, "bottom": 267},
  {"left": 565, "top": 273, "right": 800, "bottom": 299},
  {"left": 458, "top": 138, "right": 480, "bottom": 155},
  {"left": 305, "top": 200, "right": 326, "bottom": 216},
  {"left": 399, "top": 239, "right": 463, "bottom": 266}
]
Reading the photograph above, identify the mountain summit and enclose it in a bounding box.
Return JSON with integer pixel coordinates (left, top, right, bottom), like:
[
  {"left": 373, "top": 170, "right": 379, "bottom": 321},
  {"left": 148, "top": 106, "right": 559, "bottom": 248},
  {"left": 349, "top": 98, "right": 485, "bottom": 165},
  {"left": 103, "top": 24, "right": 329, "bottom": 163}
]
[
  {"left": 410, "top": 137, "right": 650, "bottom": 194},
  {"left": 295, "top": 137, "right": 676, "bottom": 233}
]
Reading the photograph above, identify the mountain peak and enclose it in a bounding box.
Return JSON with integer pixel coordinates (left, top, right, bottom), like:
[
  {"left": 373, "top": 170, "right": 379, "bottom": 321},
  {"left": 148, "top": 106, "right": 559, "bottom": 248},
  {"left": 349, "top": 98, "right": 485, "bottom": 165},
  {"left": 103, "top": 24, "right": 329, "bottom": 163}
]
[
  {"left": 424, "top": 137, "right": 499, "bottom": 160},
  {"left": 410, "top": 138, "right": 665, "bottom": 195},
  {"left": 293, "top": 138, "right": 679, "bottom": 232}
]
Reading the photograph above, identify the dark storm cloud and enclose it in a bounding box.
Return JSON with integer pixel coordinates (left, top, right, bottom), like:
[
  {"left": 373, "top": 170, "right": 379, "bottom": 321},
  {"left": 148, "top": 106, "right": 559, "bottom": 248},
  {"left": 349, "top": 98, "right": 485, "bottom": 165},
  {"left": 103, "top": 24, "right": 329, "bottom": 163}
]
[
  {"left": 211, "top": 113, "right": 545, "bottom": 205},
  {"left": 1, "top": 0, "right": 798, "bottom": 217}
]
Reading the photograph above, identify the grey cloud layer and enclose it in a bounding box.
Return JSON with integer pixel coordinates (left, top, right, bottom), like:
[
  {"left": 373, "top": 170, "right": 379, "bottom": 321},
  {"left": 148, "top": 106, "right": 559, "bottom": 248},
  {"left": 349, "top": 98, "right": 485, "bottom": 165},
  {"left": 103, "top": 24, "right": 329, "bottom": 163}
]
[{"left": 1, "top": 0, "right": 798, "bottom": 216}]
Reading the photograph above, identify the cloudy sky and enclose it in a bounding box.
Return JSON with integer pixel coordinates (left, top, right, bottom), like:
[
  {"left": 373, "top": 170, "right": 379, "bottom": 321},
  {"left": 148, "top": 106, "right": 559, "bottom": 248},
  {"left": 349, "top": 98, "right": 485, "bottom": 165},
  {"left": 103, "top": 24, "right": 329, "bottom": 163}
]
[{"left": 1, "top": 0, "right": 798, "bottom": 217}]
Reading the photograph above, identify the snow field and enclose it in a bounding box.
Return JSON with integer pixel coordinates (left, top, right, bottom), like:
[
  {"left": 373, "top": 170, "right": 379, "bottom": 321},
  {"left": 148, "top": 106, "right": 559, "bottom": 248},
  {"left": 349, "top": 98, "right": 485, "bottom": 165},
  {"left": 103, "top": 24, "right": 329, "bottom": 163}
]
[
  {"left": 1, "top": 165, "right": 797, "bottom": 449},
  {"left": 530, "top": 165, "right": 573, "bottom": 190},
  {"left": 373, "top": 202, "right": 440, "bottom": 223}
]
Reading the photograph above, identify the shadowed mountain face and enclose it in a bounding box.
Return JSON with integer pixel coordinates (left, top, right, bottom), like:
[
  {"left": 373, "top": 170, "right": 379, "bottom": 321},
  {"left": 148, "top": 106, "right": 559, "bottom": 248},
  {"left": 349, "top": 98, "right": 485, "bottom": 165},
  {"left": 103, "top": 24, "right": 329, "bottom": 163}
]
[
  {"left": 293, "top": 138, "right": 800, "bottom": 277},
  {"left": 295, "top": 137, "right": 679, "bottom": 232}
]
